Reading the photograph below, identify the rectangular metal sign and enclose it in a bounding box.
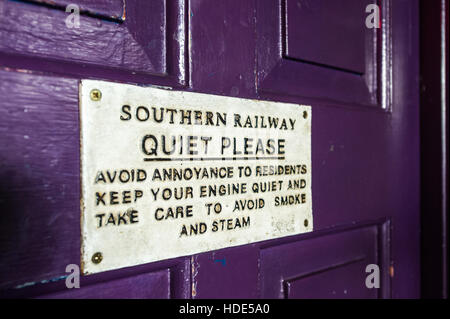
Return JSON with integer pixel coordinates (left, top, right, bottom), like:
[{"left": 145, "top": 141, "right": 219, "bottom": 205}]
[{"left": 80, "top": 80, "right": 312, "bottom": 274}]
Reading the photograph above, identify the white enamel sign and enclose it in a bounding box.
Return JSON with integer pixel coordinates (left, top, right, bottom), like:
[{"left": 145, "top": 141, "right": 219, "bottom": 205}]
[{"left": 80, "top": 80, "right": 312, "bottom": 274}]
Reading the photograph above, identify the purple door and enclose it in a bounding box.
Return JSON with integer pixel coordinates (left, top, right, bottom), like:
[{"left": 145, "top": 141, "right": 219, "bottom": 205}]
[{"left": 0, "top": 0, "right": 419, "bottom": 298}]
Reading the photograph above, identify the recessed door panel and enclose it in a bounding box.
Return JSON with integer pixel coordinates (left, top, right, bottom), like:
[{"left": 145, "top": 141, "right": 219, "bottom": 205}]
[
  {"left": 0, "top": 0, "right": 183, "bottom": 83},
  {"left": 257, "top": 0, "right": 389, "bottom": 108},
  {"left": 285, "top": 0, "right": 370, "bottom": 74},
  {"left": 261, "top": 225, "right": 386, "bottom": 299}
]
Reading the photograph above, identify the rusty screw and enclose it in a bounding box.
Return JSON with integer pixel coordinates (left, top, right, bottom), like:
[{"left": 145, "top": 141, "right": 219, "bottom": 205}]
[
  {"left": 90, "top": 89, "right": 102, "bottom": 101},
  {"left": 91, "top": 252, "right": 103, "bottom": 264},
  {"left": 303, "top": 111, "right": 308, "bottom": 119}
]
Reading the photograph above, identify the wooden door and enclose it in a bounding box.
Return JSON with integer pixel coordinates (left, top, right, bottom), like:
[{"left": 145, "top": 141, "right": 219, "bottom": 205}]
[{"left": 0, "top": 0, "right": 420, "bottom": 298}]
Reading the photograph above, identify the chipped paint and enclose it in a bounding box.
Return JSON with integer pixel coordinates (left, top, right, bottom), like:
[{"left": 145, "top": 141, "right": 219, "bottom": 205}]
[
  {"left": 0, "top": 67, "right": 35, "bottom": 74},
  {"left": 191, "top": 256, "right": 198, "bottom": 297},
  {"left": 121, "top": 0, "right": 126, "bottom": 21},
  {"left": 14, "top": 275, "right": 68, "bottom": 289}
]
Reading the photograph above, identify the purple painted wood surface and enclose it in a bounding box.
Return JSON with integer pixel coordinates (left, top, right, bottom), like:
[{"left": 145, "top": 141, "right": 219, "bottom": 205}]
[
  {"left": 40, "top": 269, "right": 171, "bottom": 299},
  {"left": 0, "top": 0, "right": 420, "bottom": 298},
  {"left": 191, "top": 245, "right": 260, "bottom": 299},
  {"left": 0, "top": 71, "right": 80, "bottom": 290},
  {"left": 25, "top": 0, "right": 124, "bottom": 20},
  {"left": 189, "top": 0, "right": 256, "bottom": 99},
  {"left": 0, "top": 0, "right": 166, "bottom": 76},
  {"left": 285, "top": 0, "right": 369, "bottom": 74}
]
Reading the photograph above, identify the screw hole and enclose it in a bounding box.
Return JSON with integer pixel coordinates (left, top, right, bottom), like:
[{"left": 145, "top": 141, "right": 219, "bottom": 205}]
[
  {"left": 304, "top": 219, "right": 309, "bottom": 227},
  {"left": 303, "top": 111, "right": 308, "bottom": 119},
  {"left": 92, "top": 252, "right": 103, "bottom": 264}
]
